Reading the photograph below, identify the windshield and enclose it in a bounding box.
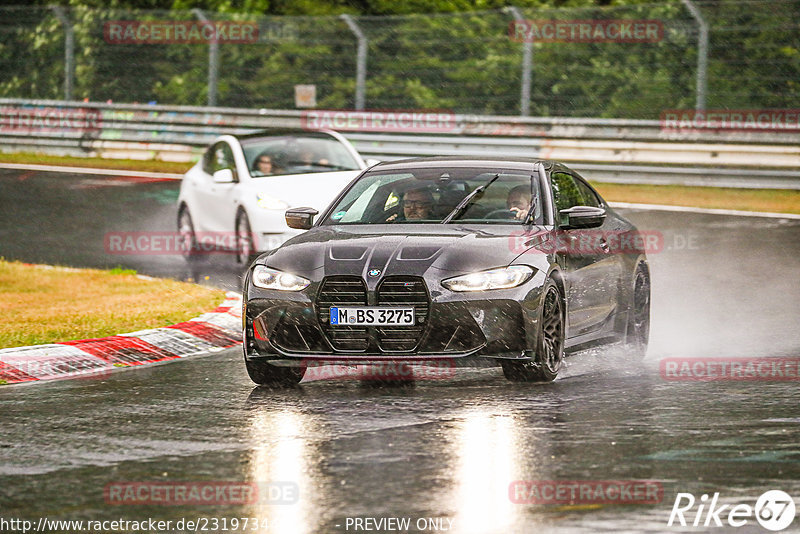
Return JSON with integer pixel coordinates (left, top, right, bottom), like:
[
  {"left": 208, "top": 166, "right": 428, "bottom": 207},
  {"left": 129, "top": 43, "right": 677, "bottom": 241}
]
[
  {"left": 241, "top": 135, "right": 361, "bottom": 177},
  {"left": 321, "top": 167, "right": 543, "bottom": 225}
]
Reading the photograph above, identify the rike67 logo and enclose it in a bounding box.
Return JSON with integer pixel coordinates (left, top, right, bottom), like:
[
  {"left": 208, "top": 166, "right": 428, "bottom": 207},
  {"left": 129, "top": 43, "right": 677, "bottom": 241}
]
[{"left": 668, "top": 490, "right": 796, "bottom": 531}]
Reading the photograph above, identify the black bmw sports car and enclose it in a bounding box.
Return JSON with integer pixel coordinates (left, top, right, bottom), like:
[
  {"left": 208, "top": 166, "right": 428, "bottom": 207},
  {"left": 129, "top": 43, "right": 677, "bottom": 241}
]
[{"left": 242, "top": 157, "right": 650, "bottom": 385}]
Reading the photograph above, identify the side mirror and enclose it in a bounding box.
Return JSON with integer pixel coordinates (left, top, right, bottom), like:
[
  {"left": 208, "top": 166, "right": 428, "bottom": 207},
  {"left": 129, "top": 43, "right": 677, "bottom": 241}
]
[
  {"left": 558, "top": 206, "right": 606, "bottom": 229},
  {"left": 212, "top": 168, "right": 235, "bottom": 183},
  {"left": 364, "top": 158, "right": 381, "bottom": 168},
  {"left": 285, "top": 207, "right": 319, "bottom": 230}
]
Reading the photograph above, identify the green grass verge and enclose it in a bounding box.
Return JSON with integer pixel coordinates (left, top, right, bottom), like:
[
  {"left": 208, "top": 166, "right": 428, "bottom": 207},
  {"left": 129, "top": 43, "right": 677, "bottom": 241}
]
[
  {"left": 0, "top": 151, "right": 194, "bottom": 174},
  {"left": 0, "top": 260, "right": 225, "bottom": 349}
]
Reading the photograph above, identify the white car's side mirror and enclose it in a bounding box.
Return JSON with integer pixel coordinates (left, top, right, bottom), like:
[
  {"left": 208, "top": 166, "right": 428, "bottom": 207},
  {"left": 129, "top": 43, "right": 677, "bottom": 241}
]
[{"left": 213, "top": 169, "right": 235, "bottom": 183}]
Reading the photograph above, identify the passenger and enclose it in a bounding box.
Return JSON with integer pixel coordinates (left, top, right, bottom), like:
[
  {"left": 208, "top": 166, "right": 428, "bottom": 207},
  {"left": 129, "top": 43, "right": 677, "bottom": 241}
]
[{"left": 297, "top": 148, "right": 330, "bottom": 168}]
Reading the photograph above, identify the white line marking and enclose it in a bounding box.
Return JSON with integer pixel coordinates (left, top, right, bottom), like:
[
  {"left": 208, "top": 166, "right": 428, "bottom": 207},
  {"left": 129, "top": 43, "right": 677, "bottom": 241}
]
[{"left": 609, "top": 202, "right": 800, "bottom": 220}]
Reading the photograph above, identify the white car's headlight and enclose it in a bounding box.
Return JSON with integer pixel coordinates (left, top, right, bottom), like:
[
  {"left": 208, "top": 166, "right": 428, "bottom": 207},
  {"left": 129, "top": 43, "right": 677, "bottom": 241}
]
[
  {"left": 442, "top": 265, "right": 534, "bottom": 292},
  {"left": 251, "top": 265, "right": 310, "bottom": 291},
  {"left": 256, "top": 193, "right": 290, "bottom": 210}
]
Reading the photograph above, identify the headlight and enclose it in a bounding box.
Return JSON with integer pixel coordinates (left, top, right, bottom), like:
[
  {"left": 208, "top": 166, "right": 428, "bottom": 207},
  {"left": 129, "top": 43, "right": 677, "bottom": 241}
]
[
  {"left": 442, "top": 265, "right": 534, "bottom": 292},
  {"left": 256, "top": 193, "right": 290, "bottom": 210},
  {"left": 251, "top": 265, "right": 310, "bottom": 291}
]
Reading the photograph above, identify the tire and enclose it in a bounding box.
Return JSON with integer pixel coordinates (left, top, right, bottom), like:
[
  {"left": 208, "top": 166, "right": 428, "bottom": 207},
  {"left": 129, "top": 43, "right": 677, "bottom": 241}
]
[
  {"left": 245, "top": 357, "right": 305, "bottom": 386},
  {"left": 502, "top": 278, "right": 565, "bottom": 382},
  {"left": 235, "top": 209, "right": 255, "bottom": 265},
  {"left": 178, "top": 206, "right": 200, "bottom": 261},
  {"left": 625, "top": 264, "right": 650, "bottom": 360}
]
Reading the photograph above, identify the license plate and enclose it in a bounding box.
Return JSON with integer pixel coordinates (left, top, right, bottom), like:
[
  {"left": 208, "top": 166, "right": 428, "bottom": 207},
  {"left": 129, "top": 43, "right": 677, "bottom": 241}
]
[{"left": 330, "top": 307, "right": 415, "bottom": 326}]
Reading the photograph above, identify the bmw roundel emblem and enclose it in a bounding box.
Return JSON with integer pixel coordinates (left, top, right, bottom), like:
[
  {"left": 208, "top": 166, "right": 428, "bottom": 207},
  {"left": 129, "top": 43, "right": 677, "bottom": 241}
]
[{"left": 368, "top": 269, "right": 381, "bottom": 277}]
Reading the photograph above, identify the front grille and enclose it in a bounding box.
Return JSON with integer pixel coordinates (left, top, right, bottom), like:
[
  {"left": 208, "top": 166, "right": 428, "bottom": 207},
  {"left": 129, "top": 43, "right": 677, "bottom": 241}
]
[
  {"left": 376, "top": 276, "right": 429, "bottom": 352},
  {"left": 316, "top": 276, "right": 368, "bottom": 351}
]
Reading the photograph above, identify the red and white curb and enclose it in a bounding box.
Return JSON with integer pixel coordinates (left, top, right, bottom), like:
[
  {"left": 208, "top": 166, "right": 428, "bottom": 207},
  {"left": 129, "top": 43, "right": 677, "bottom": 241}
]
[{"left": 0, "top": 292, "right": 242, "bottom": 386}]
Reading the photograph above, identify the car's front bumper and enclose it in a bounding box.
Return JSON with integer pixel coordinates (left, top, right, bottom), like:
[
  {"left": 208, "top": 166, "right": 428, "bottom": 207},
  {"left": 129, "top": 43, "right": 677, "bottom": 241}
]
[{"left": 243, "top": 271, "right": 548, "bottom": 367}]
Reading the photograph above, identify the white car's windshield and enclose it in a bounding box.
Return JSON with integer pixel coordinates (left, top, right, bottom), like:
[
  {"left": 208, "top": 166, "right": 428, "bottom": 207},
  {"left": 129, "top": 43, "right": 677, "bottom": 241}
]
[
  {"left": 322, "top": 168, "right": 543, "bottom": 225},
  {"left": 241, "top": 135, "right": 361, "bottom": 177}
]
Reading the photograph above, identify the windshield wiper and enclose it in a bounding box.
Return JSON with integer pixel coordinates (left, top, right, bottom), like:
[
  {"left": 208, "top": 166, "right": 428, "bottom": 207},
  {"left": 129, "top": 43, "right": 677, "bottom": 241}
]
[{"left": 442, "top": 174, "right": 500, "bottom": 224}]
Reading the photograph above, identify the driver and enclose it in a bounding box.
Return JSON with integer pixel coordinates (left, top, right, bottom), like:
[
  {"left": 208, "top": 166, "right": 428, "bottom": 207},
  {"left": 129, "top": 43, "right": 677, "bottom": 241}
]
[
  {"left": 402, "top": 187, "right": 434, "bottom": 220},
  {"left": 253, "top": 153, "right": 275, "bottom": 176},
  {"left": 507, "top": 185, "right": 533, "bottom": 220}
]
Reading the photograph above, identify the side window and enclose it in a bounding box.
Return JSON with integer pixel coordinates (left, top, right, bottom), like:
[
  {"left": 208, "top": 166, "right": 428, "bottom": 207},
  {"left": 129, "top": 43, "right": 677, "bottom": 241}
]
[
  {"left": 551, "top": 172, "right": 583, "bottom": 214},
  {"left": 551, "top": 171, "right": 603, "bottom": 226},
  {"left": 204, "top": 142, "right": 235, "bottom": 174},
  {"left": 202, "top": 147, "right": 215, "bottom": 174},
  {"left": 574, "top": 179, "right": 602, "bottom": 208}
]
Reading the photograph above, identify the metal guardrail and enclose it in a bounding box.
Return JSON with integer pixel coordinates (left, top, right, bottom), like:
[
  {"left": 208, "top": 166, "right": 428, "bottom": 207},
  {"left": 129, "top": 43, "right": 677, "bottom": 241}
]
[{"left": 1, "top": 98, "right": 799, "bottom": 189}]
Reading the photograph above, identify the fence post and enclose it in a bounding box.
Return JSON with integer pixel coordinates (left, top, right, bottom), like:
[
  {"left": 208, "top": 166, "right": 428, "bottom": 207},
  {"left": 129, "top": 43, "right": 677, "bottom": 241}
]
[
  {"left": 681, "top": 0, "right": 709, "bottom": 111},
  {"left": 50, "top": 6, "right": 74, "bottom": 101},
  {"left": 340, "top": 14, "right": 367, "bottom": 111},
  {"left": 505, "top": 6, "right": 532, "bottom": 117},
  {"left": 192, "top": 9, "right": 219, "bottom": 107}
]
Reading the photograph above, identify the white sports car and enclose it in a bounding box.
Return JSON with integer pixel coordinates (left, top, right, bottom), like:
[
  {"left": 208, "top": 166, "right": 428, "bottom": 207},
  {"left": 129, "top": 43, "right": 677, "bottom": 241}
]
[{"left": 177, "top": 129, "right": 370, "bottom": 263}]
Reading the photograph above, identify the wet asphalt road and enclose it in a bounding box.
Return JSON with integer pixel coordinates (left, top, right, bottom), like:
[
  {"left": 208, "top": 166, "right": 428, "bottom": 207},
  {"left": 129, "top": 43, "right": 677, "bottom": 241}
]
[{"left": 1, "top": 169, "right": 800, "bottom": 533}]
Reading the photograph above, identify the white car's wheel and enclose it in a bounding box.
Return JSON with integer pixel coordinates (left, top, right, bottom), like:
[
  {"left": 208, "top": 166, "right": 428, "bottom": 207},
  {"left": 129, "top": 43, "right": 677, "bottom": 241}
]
[
  {"left": 178, "top": 207, "right": 200, "bottom": 261},
  {"left": 236, "top": 210, "right": 255, "bottom": 265}
]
